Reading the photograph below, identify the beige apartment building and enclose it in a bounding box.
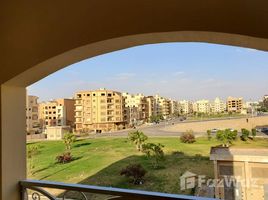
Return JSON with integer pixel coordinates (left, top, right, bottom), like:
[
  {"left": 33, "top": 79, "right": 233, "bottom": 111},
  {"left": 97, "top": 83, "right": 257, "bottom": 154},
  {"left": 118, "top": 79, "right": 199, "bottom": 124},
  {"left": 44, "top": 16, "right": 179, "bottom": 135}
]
[
  {"left": 193, "top": 99, "right": 210, "bottom": 113},
  {"left": 178, "top": 100, "right": 193, "bottom": 115},
  {"left": 155, "top": 94, "right": 171, "bottom": 118},
  {"left": 39, "top": 99, "right": 75, "bottom": 130},
  {"left": 227, "top": 97, "right": 243, "bottom": 113},
  {"left": 123, "top": 93, "right": 148, "bottom": 126},
  {"left": 210, "top": 97, "right": 225, "bottom": 113},
  {"left": 75, "top": 89, "right": 126, "bottom": 132},
  {"left": 146, "top": 96, "right": 157, "bottom": 118},
  {"left": 26, "top": 95, "right": 40, "bottom": 134},
  {"left": 169, "top": 100, "right": 179, "bottom": 115}
]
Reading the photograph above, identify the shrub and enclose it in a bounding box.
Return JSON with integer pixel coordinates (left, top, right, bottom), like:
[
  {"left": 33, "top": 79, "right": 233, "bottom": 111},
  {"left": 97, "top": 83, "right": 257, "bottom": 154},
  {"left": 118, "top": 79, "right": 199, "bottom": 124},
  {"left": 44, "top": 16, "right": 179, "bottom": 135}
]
[
  {"left": 56, "top": 152, "right": 73, "bottom": 164},
  {"left": 180, "top": 130, "right": 196, "bottom": 143},
  {"left": 120, "top": 164, "right": 147, "bottom": 185},
  {"left": 216, "top": 129, "right": 237, "bottom": 147},
  {"left": 142, "top": 143, "right": 165, "bottom": 169},
  {"left": 207, "top": 130, "right": 212, "bottom": 141},
  {"left": 27, "top": 145, "right": 41, "bottom": 175},
  {"left": 251, "top": 128, "right": 257, "bottom": 139},
  {"left": 63, "top": 133, "right": 76, "bottom": 150},
  {"left": 172, "top": 151, "right": 185, "bottom": 157},
  {"left": 128, "top": 131, "right": 148, "bottom": 151},
  {"left": 241, "top": 128, "right": 250, "bottom": 141}
]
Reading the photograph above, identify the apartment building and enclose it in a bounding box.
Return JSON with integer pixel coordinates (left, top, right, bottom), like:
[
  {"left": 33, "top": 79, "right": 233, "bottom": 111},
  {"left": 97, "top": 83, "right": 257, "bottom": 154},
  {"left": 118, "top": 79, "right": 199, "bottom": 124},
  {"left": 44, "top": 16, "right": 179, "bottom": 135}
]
[
  {"left": 227, "top": 97, "right": 243, "bottom": 113},
  {"left": 193, "top": 99, "right": 210, "bottom": 113},
  {"left": 146, "top": 96, "right": 157, "bottom": 118},
  {"left": 169, "top": 100, "right": 179, "bottom": 115},
  {"left": 75, "top": 89, "right": 125, "bottom": 132},
  {"left": 123, "top": 93, "right": 148, "bottom": 126},
  {"left": 39, "top": 99, "right": 75, "bottom": 130},
  {"left": 26, "top": 95, "right": 40, "bottom": 134},
  {"left": 178, "top": 100, "right": 193, "bottom": 114},
  {"left": 155, "top": 94, "right": 171, "bottom": 118},
  {"left": 210, "top": 97, "right": 225, "bottom": 113}
]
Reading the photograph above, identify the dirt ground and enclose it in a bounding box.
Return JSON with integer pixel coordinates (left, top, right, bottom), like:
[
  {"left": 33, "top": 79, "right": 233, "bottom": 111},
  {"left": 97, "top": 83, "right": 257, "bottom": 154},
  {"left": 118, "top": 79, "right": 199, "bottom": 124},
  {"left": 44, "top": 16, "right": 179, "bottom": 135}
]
[{"left": 163, "top": 116, "right": 268, "bottom": 133}]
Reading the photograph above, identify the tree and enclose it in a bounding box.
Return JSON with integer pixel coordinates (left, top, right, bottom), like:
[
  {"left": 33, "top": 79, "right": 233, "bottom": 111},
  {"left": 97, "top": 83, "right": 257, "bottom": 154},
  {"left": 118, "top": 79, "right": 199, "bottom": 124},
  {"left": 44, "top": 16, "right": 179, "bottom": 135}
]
[
  {"left": 128, "top": 131, "right": 148, "bottom": 151},
  {"left": 207, "top": 130, "right": 212, "bottom": 141},
  {"left": 216, "top": 129, "right": 237, "bottom": 147},
  {"left": 27, "top": 145, "right": 41, "bottom": 175},
  {"left": 251, "top": 128, "right": 257, "bottom": 140},
  {"left": 241, "top": 128, "right": 250, "bottom": 141},
  {"left": 142, "top": 143, "right": 165, "bottom": 169},
  {"left": 150, "top": 114, "right": 164, "bottom": 123},
  {"left": 63, "top": 133, "right": 76, "bottom": 150}
]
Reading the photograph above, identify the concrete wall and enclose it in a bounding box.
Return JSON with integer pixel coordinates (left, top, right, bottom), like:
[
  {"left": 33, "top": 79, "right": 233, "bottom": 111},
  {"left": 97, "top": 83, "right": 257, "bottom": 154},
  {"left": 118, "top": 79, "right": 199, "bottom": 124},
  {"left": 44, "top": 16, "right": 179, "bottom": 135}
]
[{"left": 164, "top": 116, "right": 268, "bottom": 133}]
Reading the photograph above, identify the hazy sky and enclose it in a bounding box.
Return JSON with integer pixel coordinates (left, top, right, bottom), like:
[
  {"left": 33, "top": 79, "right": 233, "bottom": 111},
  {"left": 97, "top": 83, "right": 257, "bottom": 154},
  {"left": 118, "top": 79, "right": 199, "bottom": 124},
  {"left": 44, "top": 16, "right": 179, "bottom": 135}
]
[{"left": 28, "top": 42, "right": 268, "bottom": 102}]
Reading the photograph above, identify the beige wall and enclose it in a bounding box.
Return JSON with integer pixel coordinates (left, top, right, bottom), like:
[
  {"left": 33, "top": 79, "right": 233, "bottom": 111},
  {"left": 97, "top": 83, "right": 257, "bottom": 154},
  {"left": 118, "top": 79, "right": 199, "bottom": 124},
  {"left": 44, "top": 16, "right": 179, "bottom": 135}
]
[
  {"left": 1, "top": 85, "right": 26, "bottom": 200},
  {"left": 164, "top": 116, "right": 268, "bottom": 133}
]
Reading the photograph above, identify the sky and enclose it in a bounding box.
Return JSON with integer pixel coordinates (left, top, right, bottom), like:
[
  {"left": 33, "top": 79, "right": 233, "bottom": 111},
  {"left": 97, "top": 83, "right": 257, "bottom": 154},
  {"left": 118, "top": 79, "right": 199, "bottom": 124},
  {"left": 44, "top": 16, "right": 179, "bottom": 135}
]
[{"left": 27, "top": 42, "right": 268, "bottom": 102}]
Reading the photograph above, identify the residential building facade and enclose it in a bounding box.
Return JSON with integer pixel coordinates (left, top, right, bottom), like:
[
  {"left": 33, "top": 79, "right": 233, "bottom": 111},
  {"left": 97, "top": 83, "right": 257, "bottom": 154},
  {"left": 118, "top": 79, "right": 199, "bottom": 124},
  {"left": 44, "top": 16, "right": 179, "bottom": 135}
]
[
  {"left": 146, "top": 96, "right": 157, "bottom": 118},
  {"left": 75, "top": 89, "right": 125, "bottom": 132},
  {"left": 155, "top": 94, "right": 171, "bottom": 118},
  {"left": 26, "top": 95, "right": 40, "bottom": 134},
  {"left": 227, "top": 97, "right": 243, "bottom": 113},
  {"left": 178, "top": 100, "right": 193, "bottom": 114},
  {"left": 39, "top": 99, "right": 75, "bottom": 130},
  {"left": 193, "top": 99, "right": 210, "bottom": 113},
  {"left": 210, "top": 97, "right": 225, "bottom": 113},
  {"left": 123, "top": 93, "right": 148, "bottom": 126}
]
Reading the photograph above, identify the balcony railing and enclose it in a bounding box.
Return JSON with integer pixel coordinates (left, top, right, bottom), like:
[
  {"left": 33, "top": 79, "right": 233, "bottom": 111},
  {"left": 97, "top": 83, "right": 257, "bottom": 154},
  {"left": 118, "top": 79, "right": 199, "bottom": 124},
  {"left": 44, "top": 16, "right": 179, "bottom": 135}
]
[{"left": 20, "top": 180, "right": 216, "bottom": 200}]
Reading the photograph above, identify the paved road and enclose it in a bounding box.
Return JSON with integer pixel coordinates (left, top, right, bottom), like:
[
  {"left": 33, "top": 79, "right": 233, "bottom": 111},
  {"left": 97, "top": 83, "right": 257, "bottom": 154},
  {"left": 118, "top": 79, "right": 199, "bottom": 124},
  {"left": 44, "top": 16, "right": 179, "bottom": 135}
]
[{"left": 89, "top": 116, "right": 268, "bottom": 138}]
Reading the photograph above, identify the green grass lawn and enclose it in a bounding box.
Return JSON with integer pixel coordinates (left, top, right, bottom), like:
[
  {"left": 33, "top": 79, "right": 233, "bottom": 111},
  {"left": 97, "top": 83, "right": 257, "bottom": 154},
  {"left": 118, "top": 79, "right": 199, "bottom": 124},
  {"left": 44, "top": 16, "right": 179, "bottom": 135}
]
[{"left": 27, "top": 137, "right": 268, "bottom": 195}]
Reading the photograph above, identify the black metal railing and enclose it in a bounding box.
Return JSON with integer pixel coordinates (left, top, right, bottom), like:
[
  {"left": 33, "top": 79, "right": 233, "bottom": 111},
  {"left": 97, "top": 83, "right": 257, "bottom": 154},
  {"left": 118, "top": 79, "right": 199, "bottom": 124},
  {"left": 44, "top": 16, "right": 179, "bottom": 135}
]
[{"left": 20, "top": 180, "right": 216, "bottom": 200}]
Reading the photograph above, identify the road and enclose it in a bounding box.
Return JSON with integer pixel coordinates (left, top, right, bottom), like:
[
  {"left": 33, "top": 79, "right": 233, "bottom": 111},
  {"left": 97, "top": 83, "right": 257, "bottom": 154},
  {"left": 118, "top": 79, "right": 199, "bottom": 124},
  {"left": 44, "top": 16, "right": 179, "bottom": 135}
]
[{"left": 90, "top": 116, "right": 268, "bottom": 138}]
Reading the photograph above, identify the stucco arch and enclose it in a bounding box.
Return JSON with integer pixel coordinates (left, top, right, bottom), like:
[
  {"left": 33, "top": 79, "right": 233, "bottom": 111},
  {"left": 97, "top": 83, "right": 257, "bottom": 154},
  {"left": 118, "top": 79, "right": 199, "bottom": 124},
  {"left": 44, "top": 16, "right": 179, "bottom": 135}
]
[
  {"left": 2, "top": 1, "right": 268, "bottom": 199},
  {"left": 5, "top": 31, "right": 268, "bottom": 87}
]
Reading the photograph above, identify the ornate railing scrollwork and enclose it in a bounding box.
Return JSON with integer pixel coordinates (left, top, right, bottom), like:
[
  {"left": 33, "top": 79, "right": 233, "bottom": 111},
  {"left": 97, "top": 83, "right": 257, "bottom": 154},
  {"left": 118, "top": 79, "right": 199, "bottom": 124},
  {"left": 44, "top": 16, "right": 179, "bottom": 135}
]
[{"left": 20, "top": 179, "right": 216, "bottom": 200}]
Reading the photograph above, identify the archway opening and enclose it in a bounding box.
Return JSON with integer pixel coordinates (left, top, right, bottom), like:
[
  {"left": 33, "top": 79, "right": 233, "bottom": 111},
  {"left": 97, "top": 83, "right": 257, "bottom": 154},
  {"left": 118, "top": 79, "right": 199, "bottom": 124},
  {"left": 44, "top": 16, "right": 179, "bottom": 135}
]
[{"left": 25, "top": 41, "right": 268, "bottom": 199}]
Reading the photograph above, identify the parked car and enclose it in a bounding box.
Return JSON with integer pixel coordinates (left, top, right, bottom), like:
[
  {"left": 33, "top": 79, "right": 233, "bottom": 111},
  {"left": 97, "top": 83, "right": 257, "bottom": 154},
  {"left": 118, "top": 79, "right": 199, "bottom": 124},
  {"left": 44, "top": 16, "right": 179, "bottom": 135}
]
[
  {"left": 211, "top": 128, "right": 219, "bottom": 133},
  {"left": 261, "top": 128, "right": 268, "bottom": 134}
]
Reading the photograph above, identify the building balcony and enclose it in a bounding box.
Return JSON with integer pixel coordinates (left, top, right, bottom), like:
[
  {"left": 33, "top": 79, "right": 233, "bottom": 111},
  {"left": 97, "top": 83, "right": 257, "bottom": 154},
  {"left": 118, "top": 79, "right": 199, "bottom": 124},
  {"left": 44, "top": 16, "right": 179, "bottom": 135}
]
[{"left": 20, "top": 179, "right": 214, "bottom": 200}]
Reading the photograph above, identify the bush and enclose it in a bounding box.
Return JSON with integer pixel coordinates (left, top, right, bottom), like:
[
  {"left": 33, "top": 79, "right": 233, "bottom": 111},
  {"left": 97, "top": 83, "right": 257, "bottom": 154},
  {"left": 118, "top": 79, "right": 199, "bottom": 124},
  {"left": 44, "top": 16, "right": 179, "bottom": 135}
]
[
  {"left": 142, "top": 143, "right": 165, "bottom": 169},
  {"left": 241, "top": 128, "right": 250, "bottom": 141},
  {"left": 128, "top": 131, "right": 148, "bottom": 151},
  {"left": 251, "top": 128, "right": 257, "bottom": 139},
  {"left": 207, "top": 130, "right": 212, "bottom": 141},
  {"left": 120, "top": 164, "right": 147, "bottom": 185},
  {"left": 216, "top": 129, "right": 237, "bottom": 147},
  {"left": 56, "top": 152, "right": 73, "bottom": 164},
  {"left": 180, "top": 130, "right": 196, "bottom": 143}
]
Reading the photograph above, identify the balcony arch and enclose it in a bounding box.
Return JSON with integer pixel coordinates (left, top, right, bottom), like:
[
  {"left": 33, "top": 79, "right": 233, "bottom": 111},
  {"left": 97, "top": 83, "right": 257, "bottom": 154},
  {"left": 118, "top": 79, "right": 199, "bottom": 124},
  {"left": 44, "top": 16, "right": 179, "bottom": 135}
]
[{"left": 2, "top": 0, "right": 268, "bottom": 199}]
